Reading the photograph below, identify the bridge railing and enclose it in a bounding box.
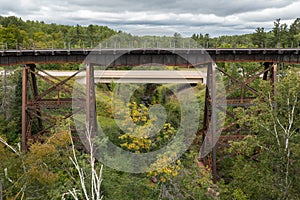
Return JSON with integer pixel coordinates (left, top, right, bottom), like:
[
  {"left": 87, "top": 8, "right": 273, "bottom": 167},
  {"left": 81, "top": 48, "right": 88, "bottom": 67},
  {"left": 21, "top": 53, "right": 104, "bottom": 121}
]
[
  {"left": 1, "top": 42, "right": 300, "bottom": 52},
  {"left": 1, "top": 41, "right": 202, "bottom": 51}
]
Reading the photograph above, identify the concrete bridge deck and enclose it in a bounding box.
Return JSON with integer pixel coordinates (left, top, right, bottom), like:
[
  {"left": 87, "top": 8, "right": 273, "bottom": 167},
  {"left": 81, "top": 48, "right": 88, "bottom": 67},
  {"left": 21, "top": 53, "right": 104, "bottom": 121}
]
[{"left": 39, "top": 70, "right": 205, "bottom": 84}]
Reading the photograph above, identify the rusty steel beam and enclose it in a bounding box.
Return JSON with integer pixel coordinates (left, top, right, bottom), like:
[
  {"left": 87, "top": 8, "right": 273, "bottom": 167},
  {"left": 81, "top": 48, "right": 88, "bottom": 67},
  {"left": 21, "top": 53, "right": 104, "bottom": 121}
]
[
  {"left": 27, "top": 108, "right": 57, "bottom": 122},
  {"left": 35, "top": 67, "right": 86, "bottom": 96},
  {"left": 33, "top": 70, "right": 81, "bottom": 101},
  {"left": 217, "top": 67, "right": 259, "bottom": 96},
  {"left": 215, "top": 97, "right": 256, "bottom": 106},
  {"left": 37, "top": 68, "right": 74, "bottom": 92},
  {"left": 28, "top": 64, "right": 43, "bottom": 131},
  {"left": 22, "top": 66, "right": 28, "bottom": 151},
  {"left": 27, "top": 98, "right": 73, "bottom": 108},
  {"left": 32, "top": 107, "right": 84, "bottom": 137},
  {"left": 219, "top": 66, "right": 271, "bottom": 98},
  {"left": 28, "top": 68, "right": 74, "bottom": 95}
]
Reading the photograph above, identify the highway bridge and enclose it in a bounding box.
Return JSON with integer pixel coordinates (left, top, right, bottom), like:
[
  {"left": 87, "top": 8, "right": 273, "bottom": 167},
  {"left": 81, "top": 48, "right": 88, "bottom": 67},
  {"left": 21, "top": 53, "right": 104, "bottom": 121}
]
[
  {"left": 0, "top": 48, "right": 300, "bottom": 66},
  {"left": 39, "top": 70, "right": 205, "bottom": 84}
]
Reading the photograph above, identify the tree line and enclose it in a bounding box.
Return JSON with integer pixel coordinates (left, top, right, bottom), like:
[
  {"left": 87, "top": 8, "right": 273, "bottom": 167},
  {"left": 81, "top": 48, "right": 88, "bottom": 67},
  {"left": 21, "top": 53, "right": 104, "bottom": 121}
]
[
  {"left": 0, "top": 16, "right": 300, "bottom": 50},
  {"left": 192, "top": 18, "right": 300, "bottom": 48},
  {"left": 0, "top": 16, "right": 117, "bottom": 49}
]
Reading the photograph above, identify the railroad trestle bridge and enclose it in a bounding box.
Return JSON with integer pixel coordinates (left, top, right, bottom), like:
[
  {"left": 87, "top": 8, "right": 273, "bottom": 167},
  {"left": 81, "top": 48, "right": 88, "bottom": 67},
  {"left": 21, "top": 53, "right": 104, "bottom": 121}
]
[{"left": 1, "top": 48, "right": 299, "bottom": 181}]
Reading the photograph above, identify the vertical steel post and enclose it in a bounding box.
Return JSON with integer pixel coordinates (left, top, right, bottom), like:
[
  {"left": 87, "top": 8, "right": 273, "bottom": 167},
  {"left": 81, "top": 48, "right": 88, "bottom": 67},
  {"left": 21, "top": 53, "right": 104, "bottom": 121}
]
[
  {"left": 86, "top": 64, "right": 97, "bottom": 135},
  {"left": 272, "top": 63, "right": 277, "bottom": 92},
  {"left": 22, "top": 66, "right": 28, "bottom": 152},
  {"left": 2, "top": 69, "right": 7, "bottom": 119},
  {"left": 202, "top": 63, "right": 212, "bottom": 143},
  {"left": 272, "top": 63, "right": 278, "bottom": 110},
  {"left": 202, "top": 62, "right": 217, "bottom": 182},
  {"left": 211, "top": 62, "right": 217, "bottom": 182},
  {"left": 28, "top": 64, "right": 43, "bottom": 131},
  {"left": 240, "top": 68, "right": 245, "bottom": 104},
  {"left": 86, "top": 64, "right": 92, "bottom": 131},
  {"left": 263, "top": 62, "right": 270, "bottom": 81}
]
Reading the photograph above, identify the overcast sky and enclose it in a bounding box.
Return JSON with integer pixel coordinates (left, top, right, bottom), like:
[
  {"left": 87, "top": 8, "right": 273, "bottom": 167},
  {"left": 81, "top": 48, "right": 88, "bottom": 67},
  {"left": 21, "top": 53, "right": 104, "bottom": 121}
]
[{"left": 1, "top": 0, "right": 299, "bottom": 37}]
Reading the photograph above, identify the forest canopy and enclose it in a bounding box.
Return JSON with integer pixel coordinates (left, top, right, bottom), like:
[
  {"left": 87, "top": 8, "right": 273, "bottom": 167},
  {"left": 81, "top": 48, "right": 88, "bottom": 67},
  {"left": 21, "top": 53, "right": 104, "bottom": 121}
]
[{"left": 0, "top": 16, "right": 299, "bottom": 49}]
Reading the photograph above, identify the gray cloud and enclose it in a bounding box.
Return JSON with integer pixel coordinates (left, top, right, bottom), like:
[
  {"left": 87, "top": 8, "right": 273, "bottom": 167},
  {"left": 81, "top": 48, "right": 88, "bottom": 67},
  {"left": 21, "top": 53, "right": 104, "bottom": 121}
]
[
  {"left": 0, "top": 0, "right": 299, "bottom": 36},
  {"left": 54, "top": 0, "right": 298, "bottom": 16}
]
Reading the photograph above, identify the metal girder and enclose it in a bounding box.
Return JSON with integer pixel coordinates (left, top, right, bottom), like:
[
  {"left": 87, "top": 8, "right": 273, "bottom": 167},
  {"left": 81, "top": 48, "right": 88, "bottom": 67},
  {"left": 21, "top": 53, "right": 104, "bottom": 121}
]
[{"left": 1, "top": 49, "right": 300, "bottom": 66}]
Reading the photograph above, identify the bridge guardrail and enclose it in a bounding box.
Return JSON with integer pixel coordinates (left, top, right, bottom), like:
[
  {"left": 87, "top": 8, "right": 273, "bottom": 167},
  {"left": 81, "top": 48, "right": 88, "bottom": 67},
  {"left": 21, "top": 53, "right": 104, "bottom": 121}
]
[{"left": 1, "top": 40, "right": 299, "bottom": 52}]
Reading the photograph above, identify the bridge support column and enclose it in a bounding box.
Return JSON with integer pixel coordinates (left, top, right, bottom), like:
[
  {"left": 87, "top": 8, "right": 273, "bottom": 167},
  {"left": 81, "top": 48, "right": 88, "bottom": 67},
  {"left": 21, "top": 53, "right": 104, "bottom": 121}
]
[
  {"left": 271, "top": 63, "right": 277, "bottom": 95},
  {"left": 263, "top": 62, "right": 270, "bottom": 80},
  {"left": 21, "top": 64, "right": 84, "bottom": 151},
  {"left": 211, "top": 62, "right": 217, "bottom": 182},
  {"left": 263, "top": 62, "right": 278, "bottom": 100},
  {"left": 202, "top": 62, "right": 218, "bottom": 182},
  {"left": 22, "top": 64, "right": 43, "bottom": 151},
  {"left": 202, "top": 61, "right": 278, "bottom": 182},
  {"left": 28, "top": 64, "right": 43, "bottom": 131},
  {"left": 86, "top": 64, "right": 97, "bottom": 137},
  {"left": 270, "top": 63, "right": 278, "bottom": 109},
  {"left": 22, "top": 65, "right": 29, "bottom": 152}
]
